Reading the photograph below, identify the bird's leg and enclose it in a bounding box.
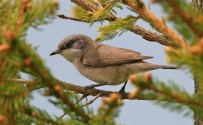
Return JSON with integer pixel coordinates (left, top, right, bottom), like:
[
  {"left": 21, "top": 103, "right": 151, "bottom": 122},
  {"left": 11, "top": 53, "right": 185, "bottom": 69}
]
[
  {"left": 84, "top": 83, "right": 108, "bottom": 89},
  {"left": 119, "top": 81, "right": 128, "bottom": 95}
]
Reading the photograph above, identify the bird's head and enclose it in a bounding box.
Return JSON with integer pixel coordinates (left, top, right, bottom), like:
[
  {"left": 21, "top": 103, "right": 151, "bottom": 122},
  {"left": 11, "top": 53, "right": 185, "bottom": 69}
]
[{"left": 50, "top": 34, "right": 93, "bottom": 62}]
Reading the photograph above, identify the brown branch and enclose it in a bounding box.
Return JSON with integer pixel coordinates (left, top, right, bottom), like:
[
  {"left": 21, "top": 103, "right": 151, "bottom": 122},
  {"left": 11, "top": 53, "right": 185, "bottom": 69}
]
[
  {"left": 167, "top": 0, "right": 203, "bottom": 37},
  {"left": 69, "top": 0, "right": 178, "bottom": 48},
  {"left": 9, "top": 78, "right": 157, "bottom": 100},
  {"left": 123, "top": 0, "right": 187, "bottom": 48},
  {"left": 57, "top": 14, "right": 89, "bottom": 22},
  {"left": 57, "top": 14, "right": 105, "bottom": 22},
  {"left": 128, "top": 25, "right": 173, "bottom": 46},
  {"left": 11, "top": 78, "right": 203, "bottom": 111},
  {"left": 11, "top": 78, "right": 203, "bottom": 108}
]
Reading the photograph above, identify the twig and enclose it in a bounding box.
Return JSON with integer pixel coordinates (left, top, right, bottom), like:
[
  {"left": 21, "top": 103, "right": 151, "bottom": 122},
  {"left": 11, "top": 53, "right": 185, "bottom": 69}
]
[
  {"left": 8, "top": 78, "right": 43, "bottom": 90},
  {"left": 80, "top": 93, "right": 101, "bottom": 107},
  {"left": 58, "top": 112, "right": 66, "bottom": 120},
  {"left": 57, "top": 14, "right": 89, "bottom": 22},
  {"left": 8, "top": 78, "right": 34, "bottom": 84},
  {"left": 74, "top": 94, "right": 88, "bottom": 106},
  {"left": 57, "top": 14, "right": 106, "bottom": 23}
]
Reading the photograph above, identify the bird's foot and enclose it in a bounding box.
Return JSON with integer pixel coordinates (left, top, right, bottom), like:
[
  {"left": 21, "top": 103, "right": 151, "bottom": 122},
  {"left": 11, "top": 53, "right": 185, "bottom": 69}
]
[
  {"left": 118, "top": 81, "right": 128, "bottom": 97},
  {"left": 83, "top": 85, "right": 96, "bottom": 90},
  {"left": 84, "top": 83, "right": 108, "bottom": 90},
  {"left": 118, "top": 87, "right": 127, "bottom": 97}
]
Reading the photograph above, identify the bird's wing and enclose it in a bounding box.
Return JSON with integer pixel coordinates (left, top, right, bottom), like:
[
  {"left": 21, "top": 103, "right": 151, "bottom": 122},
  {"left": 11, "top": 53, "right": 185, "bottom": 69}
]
[{"left": 81, "top": 44, "right": 153, "bottom": 67}]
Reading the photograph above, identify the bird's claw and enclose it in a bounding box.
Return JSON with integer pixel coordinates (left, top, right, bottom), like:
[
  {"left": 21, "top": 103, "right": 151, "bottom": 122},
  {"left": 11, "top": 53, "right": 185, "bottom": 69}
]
[{"left": 118, "top": 88, "right": 127, "bottom": 97}]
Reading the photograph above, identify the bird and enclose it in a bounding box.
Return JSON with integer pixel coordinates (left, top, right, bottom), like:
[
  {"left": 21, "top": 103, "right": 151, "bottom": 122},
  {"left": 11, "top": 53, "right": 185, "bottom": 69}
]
[{"left": 50, "top": 34, "right": 176, "bottom": 93}]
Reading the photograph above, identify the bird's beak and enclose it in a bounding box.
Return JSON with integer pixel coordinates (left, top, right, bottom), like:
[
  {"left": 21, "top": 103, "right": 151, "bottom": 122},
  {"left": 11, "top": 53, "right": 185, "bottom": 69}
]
[{"left": 50, "top": 49, "right": 62, "bottom": 56}]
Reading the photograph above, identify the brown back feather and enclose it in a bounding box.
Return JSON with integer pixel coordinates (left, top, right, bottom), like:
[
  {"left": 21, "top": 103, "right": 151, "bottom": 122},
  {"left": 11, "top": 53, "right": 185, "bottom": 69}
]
[{"left": 81, "top": 43, "right": 153, "bottom": 67}]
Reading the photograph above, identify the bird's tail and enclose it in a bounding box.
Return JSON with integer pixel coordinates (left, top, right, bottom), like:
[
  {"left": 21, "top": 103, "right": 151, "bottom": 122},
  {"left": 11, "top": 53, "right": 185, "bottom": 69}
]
[
  {"left": 129, "top": 62, "right": 177, "bottom": 74},
  {"left": 158, "top": 65, "right": 177, "bottom": 69}
]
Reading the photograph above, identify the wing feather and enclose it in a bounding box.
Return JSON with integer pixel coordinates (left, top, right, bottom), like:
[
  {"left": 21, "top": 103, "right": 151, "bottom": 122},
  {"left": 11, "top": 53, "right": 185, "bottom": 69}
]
[{"left": 81, "top": 44, "right": 153, "bottom": 67}]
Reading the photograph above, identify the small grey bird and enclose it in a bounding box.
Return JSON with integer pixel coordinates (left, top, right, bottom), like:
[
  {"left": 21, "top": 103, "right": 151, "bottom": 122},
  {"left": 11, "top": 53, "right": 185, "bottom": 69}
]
[{"left": 50, "top": 34, "right": 175, "bottom": 92}]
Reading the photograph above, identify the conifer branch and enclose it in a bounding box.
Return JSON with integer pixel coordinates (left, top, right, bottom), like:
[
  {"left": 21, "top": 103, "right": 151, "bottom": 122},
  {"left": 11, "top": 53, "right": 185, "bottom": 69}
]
[
  {"left": 10, "top": 78, "right": 203, "bottom": 110},
  {"left": 70, "top": 0, "right": 178, "bottom": 48},
  {"left": 8, "top": 78, "right": 157, "bottom": 100},
  {"left": 123, "top": 0, "right": 187, "bottom": 48}
]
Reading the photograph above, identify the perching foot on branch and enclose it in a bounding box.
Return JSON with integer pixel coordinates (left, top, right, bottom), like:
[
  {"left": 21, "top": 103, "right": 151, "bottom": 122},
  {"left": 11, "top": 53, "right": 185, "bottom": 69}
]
[{"left": 118, "top": 81, "right": 128, "bottom": 97}]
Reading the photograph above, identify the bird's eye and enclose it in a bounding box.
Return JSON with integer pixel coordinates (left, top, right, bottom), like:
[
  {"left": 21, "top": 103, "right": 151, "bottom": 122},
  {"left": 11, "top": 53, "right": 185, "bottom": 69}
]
[
  {"left": 65, "top": 38, "right": 80, "bottom": 49},
  {"left": 65, "top": 42, "right": 72, "bottom": 48}
]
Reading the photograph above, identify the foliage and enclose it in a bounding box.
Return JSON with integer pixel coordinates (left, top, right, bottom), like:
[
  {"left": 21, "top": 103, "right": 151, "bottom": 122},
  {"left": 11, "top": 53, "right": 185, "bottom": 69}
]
[{"left": 1, "top": 0, "right": 203, "bottom": 125}]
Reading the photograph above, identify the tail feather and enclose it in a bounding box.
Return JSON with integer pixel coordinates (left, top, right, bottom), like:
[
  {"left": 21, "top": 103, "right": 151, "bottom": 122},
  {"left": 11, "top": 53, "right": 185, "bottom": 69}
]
[
  {"left": 129, "top": 62, "right": 177, "bottom": 74},
  {"left": 159, "top": 65, "right": 177, "bottom": 69}
]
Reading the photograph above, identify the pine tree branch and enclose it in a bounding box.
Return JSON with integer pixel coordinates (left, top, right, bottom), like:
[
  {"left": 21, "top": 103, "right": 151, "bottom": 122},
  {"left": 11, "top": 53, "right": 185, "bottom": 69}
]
[
  {"left": 10, "top": 77, "right": 203, "bottom": 119},
  {"left": 123, "top": 0, "right": 187, "bottom": 48},
  {"left": 10, "top": 78, "right": 203, "bottom": 109},
  {"left": 69, "top": 0, "right": 179, "bottom": 48},
  {"left": 167, "top": 0, "right": 203, "bottom": 38},
  {"left": 9, "top": 78, "right": 157, "bottom": 100}
]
